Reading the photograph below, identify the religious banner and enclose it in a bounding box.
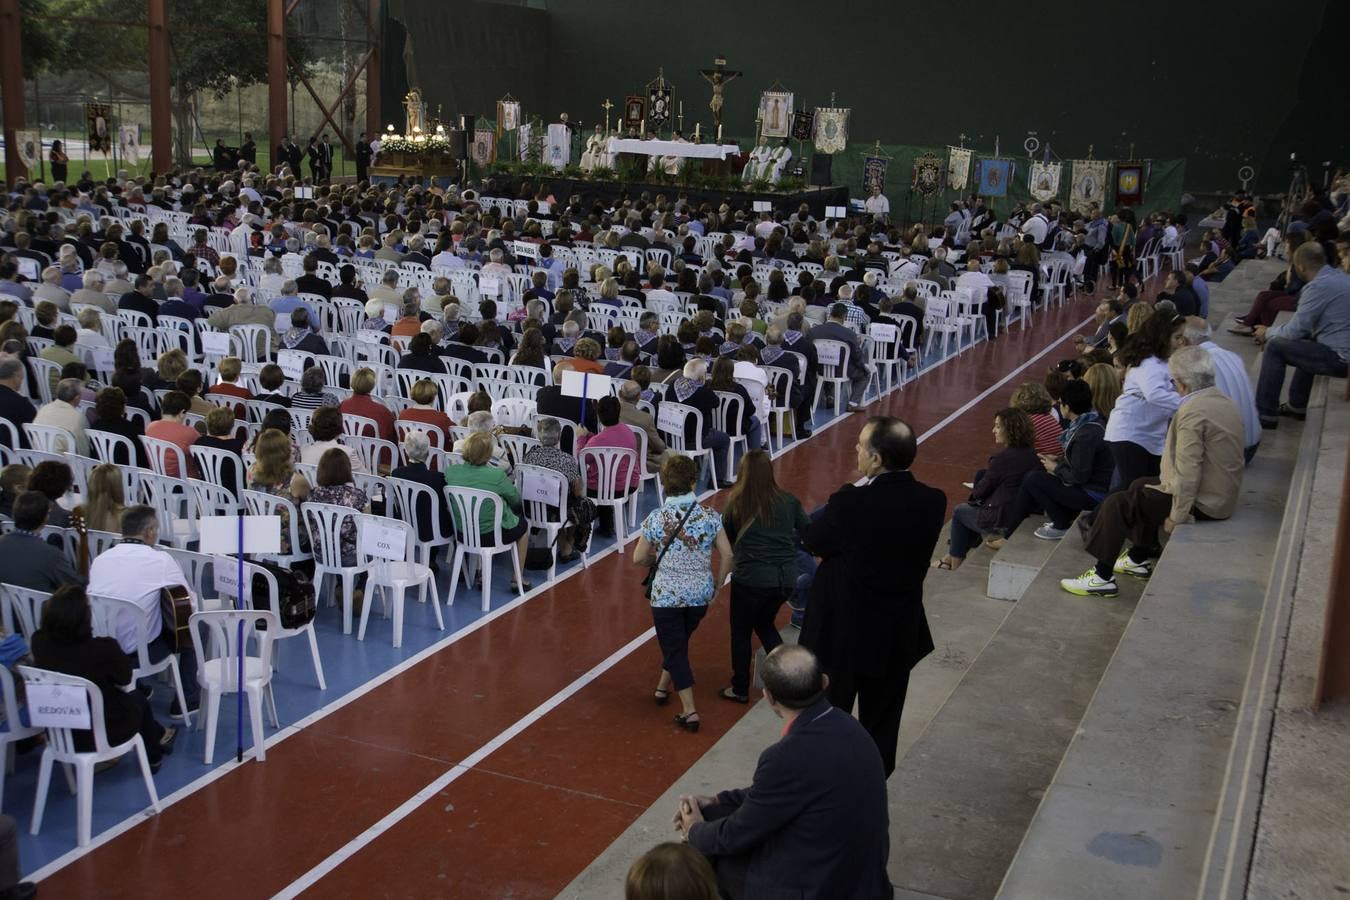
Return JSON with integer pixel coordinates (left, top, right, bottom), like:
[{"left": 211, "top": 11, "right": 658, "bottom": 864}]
[
  {"left": 791, "top": 109, "right": 814, "bottom": 142},
  {"left": 118, "top": 124, "right": 141, "bottom": 166},
  {"left": 1069, "top": 159, "right": 1109, "bottom": 214},
  {"left": 497, "top": 100, "right": 521, "bottom": 132},
  {"left": 86, "top": 102, "right": 112, "bottom": 154},
  {"left": 946, "top": 146, "right": 972, "bottom": 191},
  {"left": 813, "top": 107, "right": 849, "bottom": 154},
  {"left": 911, "top": 153, "right": 944, "bottom": 196},
  {"left": 623, "top": 95, "right": 645, "bottom": 131},
  {"left": 1028, "top": 160, "right": 1062, "bottom": 202},
  {"left": 759, "top": 91, "right": 793, "bottom": 139},
  {"left": 974, "top": 158, "right": 1013, "bottom": 197},
  {"left": 472, "top": 128, "right": 495, "bottom": 166},
  {"left": 1115, "top": 160, "right": 1148, "bottom": 206},
  {"left": 648, "top": 86, "right": 672, "bottom": 126},
  {"left": 517, "top": 123, "right": 533, "bottom": 161},
  {"left": 864, "top": 155, "right": 890, "bottom": 196},
  {"left": 14, "top": 130, "right": 39, "bottom": 171},
  {"left": 545, "top": 123, "right": 571, "bottom": 170}
]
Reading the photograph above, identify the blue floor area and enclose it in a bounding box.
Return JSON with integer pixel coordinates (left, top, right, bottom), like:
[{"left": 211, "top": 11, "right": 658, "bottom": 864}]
[{"left": 10, "top": 332, "right": 982, "bottom": 875}]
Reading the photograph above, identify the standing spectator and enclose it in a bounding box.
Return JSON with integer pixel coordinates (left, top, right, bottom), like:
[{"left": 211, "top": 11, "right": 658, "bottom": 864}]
[{"left": 634, "top": 454, "right": 731, "bottom": 732}]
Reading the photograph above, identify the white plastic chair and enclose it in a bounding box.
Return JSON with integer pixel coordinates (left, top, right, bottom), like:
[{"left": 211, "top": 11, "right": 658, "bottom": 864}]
[
  {"left": 188, "top": 609, "right": 280, "bottom": 765},
  {"left": 579, "top": 445, "right": 639, "bottom": 544},
  {"left": 809, "top": 339, "right": 853, "bottom": 418},
  {"left": 624, "top": 423, "right": 663, "bottom": 508},
  {"left": 387, "top": 476, "right": 455, "bottom": 574},
  {"left": 712, "top": 391, "right": 749, "bottom": 477},
  {"left": 23, "top": 423, "right": 76, "bottom": 455},
  {"left": 654, "top": 401, "right": 719, "bottom": 490},
  {"left": 303, "top": 501, "right": 366, "bottom": 635},
  {"left": 87, "top": 429, "right": 137, "bottom": 466},
  {"left": 88, "top": 592, "right": 193, "bottom": 727},
  {"left": 0, "top": 665, "right": 42, "bottom": 809},
  {"left": 28, "top": 358, "right": 61, "bottom": 406},
  {"left": 140, "top": 435, "right": 190, "bottom": 479},
  {"left": 189, "top": 445, "right": 244, "bottom": 499},
  {"left": 19, "top": 665, "right": 161, "bottom": 847},
  {"left": 443, "top": 485, "right": 526, "bottom": 612},
  {"left": 513, "top": 464, "right": 578, "bottom": 582},
  {"left": 241, "top": 489, "right": 313, "bottom": 569},
  {"left": 0, "top": 583, "right": 49, "bottom": 638},
  {"left": 139, "top": 470, "right": 198, "bottom": 548},
  {"left": 242, "top": 560, "right": 326, "bottom": 690},
  {"left": 356, "top": 515, "right": 436, "bottom": 648}
]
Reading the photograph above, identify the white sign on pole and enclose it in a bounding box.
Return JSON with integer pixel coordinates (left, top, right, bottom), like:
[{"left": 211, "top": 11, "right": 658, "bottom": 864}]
[
  {"left": 198, "top": 515, "right": 283, "bottom": 555},
  {"left": 359, "top": 520, "right": 406, "bottom": 562},
  {"left": 478, "top": 275, "right": 501, "bottom": 298},
  {"left": 212, "top": 554, "right": 242, "bottom": 598},
  {"left": 657, "top": 403, "right": 687, "bottom": 435},
  {"left": 815, "top": 342, "right": 843, "bottom": 366},
  {"left": 27, "top": 683, "right": 92, "bottom": 730},
  {"left": 520, "top": 468, "right": 561, "bottom": 507},
  {"left": 560, "top": 369, "right": 611, "bottom": 400},
  {"left": 277, "top": 349, "right": 306, "bottom": 380},
  {"left": 512, "top": 240, "right": 539, "bottom": 261},
  {"left": 201, "top": 331, "right": 232, "bottom": 356},
  {"left": 869, "top": 323, "right": 898, "bottom": 344}
]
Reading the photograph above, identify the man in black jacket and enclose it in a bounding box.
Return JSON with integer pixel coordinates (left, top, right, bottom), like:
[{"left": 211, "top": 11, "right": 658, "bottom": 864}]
[
  {"left": 801, "top": 416, "right": 946, "bottom": 776},
  {"left": 118, "top": 274, "right": 159, "bottom": 325},
  {"left": 295, "top": 255, "right": 333, "bottom": 299},
  {"left": 679, "top": 645, "right": 892, "bottom": 899},
  {"left": 0, "top": 358, "right": 35, "bottom": 448}
]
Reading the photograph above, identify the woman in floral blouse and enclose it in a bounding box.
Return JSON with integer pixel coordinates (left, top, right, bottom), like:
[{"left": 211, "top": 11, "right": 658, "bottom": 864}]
[
  {"left": 247, "top": 428, "right": 311, "bottom": 556},
  {"left": 305, "top": 447, "right": 370, "bottom": 567},
  {"left": 633, "top": 454, "right": 732, "bottom": 733}
]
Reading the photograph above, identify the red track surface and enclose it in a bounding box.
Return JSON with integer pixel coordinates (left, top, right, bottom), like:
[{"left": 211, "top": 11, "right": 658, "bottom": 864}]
[{"left": 38, "top": 293, "right": 1100, "bottom": 899}]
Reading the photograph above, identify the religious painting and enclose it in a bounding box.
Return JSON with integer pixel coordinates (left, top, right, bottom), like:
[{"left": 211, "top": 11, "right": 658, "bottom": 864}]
[
  {"left": 813, "top": 107, "right": 849, "bottom": 154},
  {"left": 864, "top": 155, "right": 890, "bottom": 196},
  {"left": 472, "top": 128, "right": 495, "bottom": 166},
  {"left": 1028, "top": 160, "right": 1062, "bottom": 202},
  {"left": 14, "top": 130, "right": 39, "bottom": 171},
  {"left": 1115, "top": 160, "right": 1148, "bottom": 206},
  {"left": 1069, "top": 159, "right": 1108, "bottom": 214},
  {"left": 911, "top": 153, "right": 944, "bottom": 196},
  {"left": 974, "top": 158, "right": 1013, "bottom": 197},
  {"left": 758, "top": 91, "right": 793, "bottom": 139},
  {"left": 648, "top": 86, "right": 672, "bottom": 126},
  {"left": 791, "top": 109, "right": 814, "bottom": 142},
  {"left": 497, "top": 100, "right": 521, "bottom": 132},
  {"left": 118, "top": 124, "right": 141, "bottom": 166},
  {"left": 86, "top": 102, "right": 112, "bottom": 154},
  {"left": 623, "top": 96, "right": 645, "bottom": 132},
  {"left": 947, "top": 146, "right": 972, "bottom": 191}
]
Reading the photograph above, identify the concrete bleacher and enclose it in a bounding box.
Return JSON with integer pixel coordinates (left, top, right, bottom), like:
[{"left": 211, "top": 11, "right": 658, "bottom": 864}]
[{"left": 986, "top": 529, "right": 1059, "bottom": 602}]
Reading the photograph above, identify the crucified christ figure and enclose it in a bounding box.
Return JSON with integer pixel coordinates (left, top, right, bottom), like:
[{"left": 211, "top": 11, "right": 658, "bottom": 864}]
[{"left": 699, "top": 57, "right": 742, "bottom": 128}]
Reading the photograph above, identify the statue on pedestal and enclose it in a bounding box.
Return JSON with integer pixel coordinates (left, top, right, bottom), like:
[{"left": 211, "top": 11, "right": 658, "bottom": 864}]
[{"left": 403, "top": 88, "right": 426, "bottom": 136}]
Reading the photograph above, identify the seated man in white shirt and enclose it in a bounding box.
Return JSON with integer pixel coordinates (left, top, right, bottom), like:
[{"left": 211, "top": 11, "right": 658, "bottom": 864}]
[
  {"left": 955, "top": 259, "right": 1000, "bottom": 338},
  {"left": 88, "top": 505, "right": 200, "bottom": 718}
]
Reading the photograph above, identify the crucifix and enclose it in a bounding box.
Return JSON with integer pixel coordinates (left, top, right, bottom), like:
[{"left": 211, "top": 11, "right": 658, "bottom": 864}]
[
  {"left": 601, "top": 98, "right": 614, "bottom": 135},
  {"left": 699, "top": 55, "right": 742, "bottom": 128},
  {"left": 1087, "top": 143, "right": 1094, "bottom": 160},
  {"left": 958, "top": 132, "right": 968, "bottom": 149}
]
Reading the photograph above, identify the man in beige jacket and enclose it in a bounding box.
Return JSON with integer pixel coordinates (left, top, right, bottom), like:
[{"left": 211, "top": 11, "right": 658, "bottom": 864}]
[
  {"left": 1061, "top": 346, "right": 1244, "bottom": 597},
  {"left": 616, "top": 379, "right": 670, "bottom": 471}
]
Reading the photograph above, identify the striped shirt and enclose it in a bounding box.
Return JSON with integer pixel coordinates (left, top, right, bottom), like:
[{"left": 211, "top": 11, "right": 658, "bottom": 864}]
[{"left": 1030, "top": 412, "right": 1062, "bottom": 457}]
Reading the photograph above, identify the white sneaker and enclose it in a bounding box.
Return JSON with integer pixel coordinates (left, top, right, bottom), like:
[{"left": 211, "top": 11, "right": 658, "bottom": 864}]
[
  {"left": 1113, "top": 553, "right": 1153, "bottom": 578},
  {"left": 1060, "top": 568, "right": 1118, "bottom": 597},
  {"left": 1034, "top": 524, "right": 1069, "bottom": 540}
]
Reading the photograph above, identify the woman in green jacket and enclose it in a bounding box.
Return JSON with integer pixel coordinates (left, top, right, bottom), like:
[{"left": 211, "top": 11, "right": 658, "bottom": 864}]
[{"left": 444, "top": 431, "right": 531, "bottom": 591}]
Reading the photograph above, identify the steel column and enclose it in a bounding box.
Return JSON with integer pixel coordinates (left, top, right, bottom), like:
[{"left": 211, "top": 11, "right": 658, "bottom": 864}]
[
  {"left": 147, "top": 0, "right": 171, "bottom": 172},
  {"left": 268, "top": 0, "right": 288, "bottom": 162},
  {"left": 0, "top": 0, "right": 26, "bottom": 186},
  {"left": 1316, "top": 438, "right": 1350, "bottom": 706},
  {"left": 365, "top": 0, "right": 381, "bottom": 136}
]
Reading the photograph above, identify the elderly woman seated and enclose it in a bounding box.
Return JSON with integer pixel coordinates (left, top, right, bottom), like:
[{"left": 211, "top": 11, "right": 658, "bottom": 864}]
[
  {"left": 391, "top": 430, "right": 452, "bottom": 547},
  {"left": 443, "top": 431, "right": 531, "bottom": 591},
  {"left": 452, "top": 409, "right": 512, "bottom": 470},
  {"left": 521, "top": 416, "right": 584, "bottom": 561},
  {"left": 291, "top": 365, "right": 339, "bottom": 410}
]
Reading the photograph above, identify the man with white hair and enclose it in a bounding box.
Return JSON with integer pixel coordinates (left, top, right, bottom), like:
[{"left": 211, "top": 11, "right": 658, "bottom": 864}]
[
  {"left": 33, "top": 265, "right": 71, "bottom": 309},
  {"left": 369, "top": 267, "right": 403, "bottom": 304},
  {"left": 1181, "top": 316, "right": 1260, "bottom": 463},
  {"left": 105, "top": 261, "right": 133, "bottom": 296},
  {"left": 1062, "top": 347, "right": 1245, "bottom": 597},
  {"left": 479, "top": 248, "right": 512, "bottom": 279},
  {"left": 390, "top": 430, "right": 453, "bottom": 543},
  {"left": 70, "top": 269, "right": 116, "bottom": 313},
  {"left": 76, "top": 307, "right": 110, "bottom": 349},
  {"left": 33, "top": 377, "right": 90, "bottom": 455},
  {"left": 670, "top": 357, "right": 732, "bottom": 482},
  {"left": 452, "top": 409, "right": 511, "bottom": 469},
  {"left": 58, "top": 245, "right": 84, "bottom": 292}
]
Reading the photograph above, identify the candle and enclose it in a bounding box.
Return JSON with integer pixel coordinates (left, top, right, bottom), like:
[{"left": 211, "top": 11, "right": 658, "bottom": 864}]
[
  {"left": 679, "top": 100, "right": 683, "bottom": 116},
  {"left": 640, "top": 118, "right": 645, "bottom": 135},
  {"left": 717, "top": 123, "right": 722, "bottom": 142}
]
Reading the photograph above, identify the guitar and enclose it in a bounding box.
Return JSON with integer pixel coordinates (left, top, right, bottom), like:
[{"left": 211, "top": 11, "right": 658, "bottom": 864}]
[{"left": 158, "top": 585, "right": 194, "bottom": 652}]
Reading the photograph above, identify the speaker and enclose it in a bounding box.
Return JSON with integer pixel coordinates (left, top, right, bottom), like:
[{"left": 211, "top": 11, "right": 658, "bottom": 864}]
[
  {"left": 446, "top": 129, "right": 468, "bottom": 160},
  {"left": 810, "top": 153, "right": 833, "bottom": 186}
]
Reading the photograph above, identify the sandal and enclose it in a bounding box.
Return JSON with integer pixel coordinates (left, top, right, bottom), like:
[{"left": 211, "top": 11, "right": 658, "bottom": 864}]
[
  {"left": 719, "top": 687, "right": 748, "bottom": 704},
  {"left": 654, "top": 689, "right": 671, "bottom": 706},
  {"left": 675, "top": 712, "right": 701, "bottom": 733},
  {"left": 931, "top": 558, "right": 954, "bottom": 571}
]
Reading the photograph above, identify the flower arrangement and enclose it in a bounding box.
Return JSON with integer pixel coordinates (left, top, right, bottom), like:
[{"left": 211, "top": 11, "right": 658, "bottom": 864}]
[{"left": 379, "top": 133, "right": 452, "bottom": 154}]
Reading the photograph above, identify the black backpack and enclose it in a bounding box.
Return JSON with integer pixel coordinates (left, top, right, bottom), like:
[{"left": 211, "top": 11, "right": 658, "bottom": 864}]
[
  {"left": 566, "top": 493, "right": 598, "bottom": 552},
  {"left": 249, "top": 560, "right": 317, "bottom": 629}
]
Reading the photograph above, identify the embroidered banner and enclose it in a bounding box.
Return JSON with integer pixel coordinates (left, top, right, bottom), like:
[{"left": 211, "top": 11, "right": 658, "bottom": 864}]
[
  {"left": 623, "top": 95, "right": 645, "bottom": 130},
  {"left": 813, "top": 107, "right": 849, "bottom": 154},
  {"left": 911, "top": 153, "right": 944, "bottom": 196},
  {"left": 946, "top": 146, "right": 972, "bottom": 191},
  {"left": 1069, "top": 159, "right": 1109, "bottom": 214},
  {"left": 1115, "top": 160, "right": 1148, "bottom": 206},
  {"left": 864, "top": 155, "right": 890, "bottom": 195},
  {"left": 14, "top": 130, "right": 39, "bottom": 170},
  {"left": 648, "top": 86, "right": 672, "bottom": 126},
  {"left": 119, "top": 124, "right": 141, "bottom": 166},
  {"left": 497, "top": 100, "right": 520, "bottom": 132},
  {"left": 86, "top": 102, "right": 112, "bottom": 154},
  {"left": 1028, "top": 160, "right": 1062, "bottom": 202},
  {"left": 790, "top": 109, "right": 815, "bottom": 142},
  {"left": 472, "top": 128, "right": 495, "bottom": 166},
  {"left": 974, "top": 158, "right": 1013, "bottom": 197},
  {"left": 759, "top": 91, "right": 793, "bottom": 139}
]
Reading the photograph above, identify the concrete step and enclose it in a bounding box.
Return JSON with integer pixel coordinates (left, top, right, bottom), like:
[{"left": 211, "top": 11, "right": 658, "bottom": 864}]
[
  {"left": 986, "top": 527, "right": 1065, "bottom": 602},
  {"left": 887, "top": 530, "right": 1145, "bottom": 900}
]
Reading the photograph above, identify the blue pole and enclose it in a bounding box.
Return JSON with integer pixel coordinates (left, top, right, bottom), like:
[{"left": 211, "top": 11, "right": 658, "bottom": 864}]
[
  {"left": 236, "top": 515, "right": 245, "bottom": 763},
  {"left": 580, "top": 373, "right": 588, "bottom": 428}
]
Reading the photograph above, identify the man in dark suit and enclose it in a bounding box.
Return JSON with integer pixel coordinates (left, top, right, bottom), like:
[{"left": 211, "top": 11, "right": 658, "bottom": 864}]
[
  {"left": 0, "top": 492, "right": 86, "bottom": 591},
  {"left": 810, "top": 303, "right": 871, "bottom": 411},
  {"left": 679, "top": 645, "right": 892, "bottom": 900},
  {"left": 802, "top": 416, "right": 946, "bottom": 775},
  {"left": 389, "top": 432, "right": 452, "bottom": 547},
  {"left": 355, "top": 132, "right": 372, "bottom": 183},
  {"left": 0, "top": 358, "right": 35, "bottom": 448},
  {"left": 295, "top": 255, "right": 333, "bottom": 300},
  {"left": 118, "top": 273, "right": 160, "bottom": 324}
]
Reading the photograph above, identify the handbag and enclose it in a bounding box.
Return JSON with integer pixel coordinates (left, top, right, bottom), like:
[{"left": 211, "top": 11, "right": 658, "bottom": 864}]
[{"left": 641, "top": 503, "right": 696, "bottom": 600}]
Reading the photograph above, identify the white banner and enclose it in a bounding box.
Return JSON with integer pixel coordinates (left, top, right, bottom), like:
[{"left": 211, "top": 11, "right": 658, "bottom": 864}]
[
  {"left": 27, "top": 683, "right": 92, "bottom": 730},
  {"left": 359, "top": 520, "right": 406, "bottom": 562},
  {"left": 946, "top": 146, "right": 972, "bottom": 191},
  {"left": 15, "top": 130, "right": 39, "bottom": 171},
  {"left": 545, "top": 123, "right": 571, "bottom": 170},
  {"left": 213, "top": 555, "right": 242, "bottom": 598},
  {"left": 1069, "top": 159, "right": 1109, "bottom": 215},
  {"left": 512, "top": 240, "right": 538, "bottom": 260},
  {"left": 119, "top": 124, "right": 141, "bottom": 166},
  {"left": 1028, "top": 161, "right": 1063, "bottom": 203},
  {"left": 813, "top": 107, "right": 850, "bottom": 155},
  {"left": 560, "top": 370, "right": 611, "bottom": 400}
]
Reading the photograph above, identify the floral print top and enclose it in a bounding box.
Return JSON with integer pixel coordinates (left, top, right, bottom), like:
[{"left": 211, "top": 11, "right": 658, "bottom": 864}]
[
  {"left": 307, "top": 483, "right": 369, "bottom": 566},
  {"left": 639, "top": 493, "right": 722, "bottom": 609}
]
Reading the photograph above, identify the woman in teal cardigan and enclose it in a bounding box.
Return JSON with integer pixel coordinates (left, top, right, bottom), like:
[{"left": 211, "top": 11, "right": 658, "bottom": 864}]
[{"left": 444, "top": 431, "right": 531, "bottom": 590}]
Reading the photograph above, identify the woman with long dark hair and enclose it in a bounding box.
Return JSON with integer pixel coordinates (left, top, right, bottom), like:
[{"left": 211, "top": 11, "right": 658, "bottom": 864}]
[
  {"left": 716, "top": 450, "right": 809, "bottom": 703},
  {"left": 1105, "top": 312, "right": 1182, "bottom": 491}
]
